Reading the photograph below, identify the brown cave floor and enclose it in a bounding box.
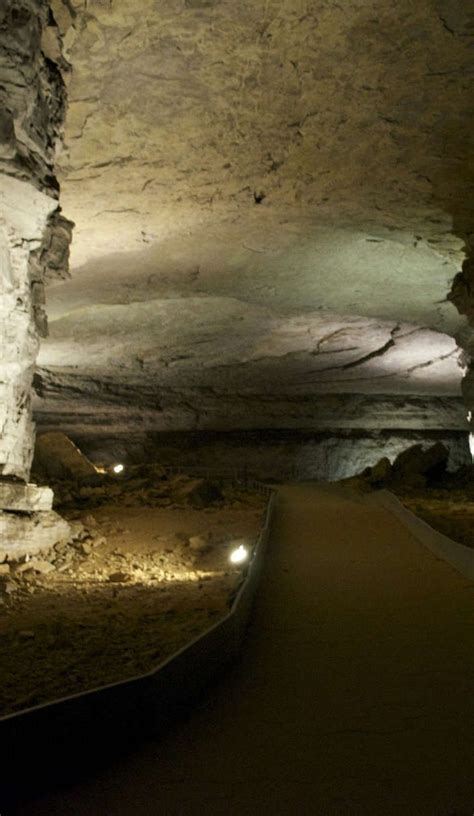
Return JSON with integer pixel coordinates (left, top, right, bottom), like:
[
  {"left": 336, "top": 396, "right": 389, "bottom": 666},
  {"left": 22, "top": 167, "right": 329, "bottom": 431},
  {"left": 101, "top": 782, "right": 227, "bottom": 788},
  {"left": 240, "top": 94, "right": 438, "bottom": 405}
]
[
  {"left": 344, "top": 465, "right": 474, "bottom": 551},
  {"left": 16, "top": 483, "right": 474, "bottom": 815},
  {"left": 392, "top": 487, "right": 474, "bottom": 550},
  {"left": 0, "top": 490, "right": 264, "bottom": 717}
]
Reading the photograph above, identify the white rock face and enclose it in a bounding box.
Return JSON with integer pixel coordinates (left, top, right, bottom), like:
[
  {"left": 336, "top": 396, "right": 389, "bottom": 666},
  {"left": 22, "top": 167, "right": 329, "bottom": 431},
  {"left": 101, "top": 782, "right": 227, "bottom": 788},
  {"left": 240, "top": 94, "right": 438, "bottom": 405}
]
[
  {"left": 0, "top": 177, "right": 57, "bottom": 480},
  {"left": 0, "top": 1, "right": 72, "bottom": 559},
  {"left": 0, "top": 510, "right": 71, "bottom": 562},
  {"left": 0, "top": 1, "right": 71, "bottom": 483},
  {"left": 0, "top": 482, "right": 53, "bottom": 512}
]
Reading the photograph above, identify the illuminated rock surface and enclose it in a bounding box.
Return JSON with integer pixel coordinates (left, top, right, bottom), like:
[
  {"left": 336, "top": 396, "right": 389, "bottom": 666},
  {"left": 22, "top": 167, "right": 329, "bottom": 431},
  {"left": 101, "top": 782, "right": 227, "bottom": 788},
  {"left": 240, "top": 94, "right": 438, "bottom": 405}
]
[
  {"left": 1, "top": 1, "right": 474, "bottom": 476},
  {"left": 0, "top": 1, "right": 72, "bottom": 558},
  {"left": 33, "top": 0, "right": 473, "bottom": 440}
]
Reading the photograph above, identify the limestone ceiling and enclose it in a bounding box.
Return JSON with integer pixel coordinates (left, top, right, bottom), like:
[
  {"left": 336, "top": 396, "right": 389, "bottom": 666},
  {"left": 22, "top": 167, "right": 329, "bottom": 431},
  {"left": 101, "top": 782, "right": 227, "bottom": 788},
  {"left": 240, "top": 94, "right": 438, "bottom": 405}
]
[{"left": 36, "top": 0, "right": 474, "bottom": 431}]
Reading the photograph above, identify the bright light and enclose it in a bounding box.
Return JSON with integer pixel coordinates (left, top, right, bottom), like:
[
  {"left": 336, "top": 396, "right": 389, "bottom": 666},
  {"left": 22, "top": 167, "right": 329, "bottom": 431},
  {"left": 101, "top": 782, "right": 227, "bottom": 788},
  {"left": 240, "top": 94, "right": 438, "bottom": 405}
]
[
  {"left": 229, "top": 544, "right": 249, "bottom": 565},
  {"left": 113, "top": 463, "right": 124, "bottom": 474},
  {"left": 468, "top": 411, "right": 472, "bottom": 422}
]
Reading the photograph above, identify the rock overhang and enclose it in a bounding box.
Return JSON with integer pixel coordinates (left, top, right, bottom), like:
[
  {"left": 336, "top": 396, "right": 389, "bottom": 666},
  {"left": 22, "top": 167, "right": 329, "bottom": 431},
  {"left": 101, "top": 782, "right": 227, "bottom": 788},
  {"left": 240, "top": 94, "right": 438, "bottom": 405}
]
[{"left": 32, "top": 0, "right": 474, "bottom": 434}]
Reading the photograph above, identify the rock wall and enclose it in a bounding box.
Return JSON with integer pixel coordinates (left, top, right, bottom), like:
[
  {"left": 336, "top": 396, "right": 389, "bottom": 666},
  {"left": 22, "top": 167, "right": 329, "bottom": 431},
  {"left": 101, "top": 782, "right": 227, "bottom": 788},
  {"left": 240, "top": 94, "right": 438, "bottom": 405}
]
[
  {"left": 0, "top": 179, "right": 57, "bottom": 479},
  {"left": 0, "top": 0, "right": 72, "bottom": 480},
  {"left": 75, "top": 429, "right": 472, "bottom": 484},
  {"left": 449, "top": 254, "right": 474, "bottom": 411}
]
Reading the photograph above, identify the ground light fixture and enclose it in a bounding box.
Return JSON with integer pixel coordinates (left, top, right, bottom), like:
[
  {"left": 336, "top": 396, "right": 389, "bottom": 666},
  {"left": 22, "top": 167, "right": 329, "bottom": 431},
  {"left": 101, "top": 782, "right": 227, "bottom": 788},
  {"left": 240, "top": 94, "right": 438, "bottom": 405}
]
[
  {"left": 229, "top": 544, "right": 249, "bottom": 565},
  {"left": 112, "top": 463, "right": 124, "bottom": 474}
]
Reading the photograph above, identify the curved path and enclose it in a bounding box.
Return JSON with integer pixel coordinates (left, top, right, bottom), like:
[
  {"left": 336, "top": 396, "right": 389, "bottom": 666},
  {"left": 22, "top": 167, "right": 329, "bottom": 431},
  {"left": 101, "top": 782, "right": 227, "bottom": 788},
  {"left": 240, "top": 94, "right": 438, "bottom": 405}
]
[{"left": 15, "top": 485, "right": 474, "bottom": 815}]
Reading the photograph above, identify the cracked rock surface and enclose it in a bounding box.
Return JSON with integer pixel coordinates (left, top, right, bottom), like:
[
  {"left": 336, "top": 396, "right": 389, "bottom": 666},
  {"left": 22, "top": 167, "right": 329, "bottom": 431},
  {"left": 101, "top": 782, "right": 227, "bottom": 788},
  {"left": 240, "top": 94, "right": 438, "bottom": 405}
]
[
  {"left": 0, "top": 0, "right": 72, "bottom": 480},
  {"left": 35, "top": 0, "right": 474, "bottom": 434}
]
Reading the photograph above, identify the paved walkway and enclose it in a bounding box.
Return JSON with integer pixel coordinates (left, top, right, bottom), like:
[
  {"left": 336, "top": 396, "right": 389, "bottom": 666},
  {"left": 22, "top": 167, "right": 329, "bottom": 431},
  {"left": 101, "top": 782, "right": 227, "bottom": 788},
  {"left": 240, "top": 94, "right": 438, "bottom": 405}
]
[{"left": 16, "top": 485, "right": 474, "bottom": 815}]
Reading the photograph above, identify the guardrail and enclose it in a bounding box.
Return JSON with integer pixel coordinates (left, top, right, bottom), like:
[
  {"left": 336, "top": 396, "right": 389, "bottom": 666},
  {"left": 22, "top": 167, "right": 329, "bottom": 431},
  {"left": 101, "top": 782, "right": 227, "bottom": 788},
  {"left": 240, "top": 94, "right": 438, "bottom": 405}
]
[
  {"left": 375, "top": 489, "right": 474, "bottom": 581},
  {"left": 1, "top": 483, "right": 277, "bottom": 802}
]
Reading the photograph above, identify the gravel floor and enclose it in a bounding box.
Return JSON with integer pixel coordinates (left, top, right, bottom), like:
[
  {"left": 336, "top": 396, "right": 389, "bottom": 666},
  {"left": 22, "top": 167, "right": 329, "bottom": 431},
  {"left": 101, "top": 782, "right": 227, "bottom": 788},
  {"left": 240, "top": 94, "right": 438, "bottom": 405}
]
[{"left": 0, "top": 475, "right": 264, "bottom": 717}]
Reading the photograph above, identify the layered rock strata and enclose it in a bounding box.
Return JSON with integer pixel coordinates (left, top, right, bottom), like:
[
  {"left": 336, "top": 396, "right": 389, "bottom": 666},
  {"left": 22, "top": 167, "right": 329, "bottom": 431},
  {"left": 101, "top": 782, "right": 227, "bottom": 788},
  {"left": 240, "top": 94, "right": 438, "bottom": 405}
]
[
  {"left": 75, "top": 429, "right": 471, "bottom": 484},
  {"left": 0, "top": 0, "right": 72, "bottom": 480},
  {"left": 0, "top": 480, "right": 70, "bottom": 562},
  {"left": 34, "top": 0, "right": 473, "bottom": 443},
  {"left": 0, "top": 1, "right": 73, "bottom": 557},
  {"left": 0, "top": 507, "right": 71, "bottom": 562}
]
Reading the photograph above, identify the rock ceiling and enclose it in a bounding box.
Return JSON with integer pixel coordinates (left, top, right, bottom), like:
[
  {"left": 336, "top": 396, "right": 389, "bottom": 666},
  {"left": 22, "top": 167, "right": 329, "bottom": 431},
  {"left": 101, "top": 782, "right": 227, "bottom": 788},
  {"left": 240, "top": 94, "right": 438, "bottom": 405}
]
[{"left": 36, "top": 0, "right": 474, "bottom": 434}]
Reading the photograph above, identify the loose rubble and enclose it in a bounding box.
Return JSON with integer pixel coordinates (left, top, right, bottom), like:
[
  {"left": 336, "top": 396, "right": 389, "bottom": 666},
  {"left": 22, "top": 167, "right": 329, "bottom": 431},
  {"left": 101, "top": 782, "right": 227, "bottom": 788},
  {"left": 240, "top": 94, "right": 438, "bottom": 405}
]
[
  {"left": 349, "top": 443, "right": 474, "bottom": 550},
  {"left": 359, "top": 442, "right": 450, "bottom": 490},
  {"left": 0, "top": 465, "right": 265, "bottom": 717}
]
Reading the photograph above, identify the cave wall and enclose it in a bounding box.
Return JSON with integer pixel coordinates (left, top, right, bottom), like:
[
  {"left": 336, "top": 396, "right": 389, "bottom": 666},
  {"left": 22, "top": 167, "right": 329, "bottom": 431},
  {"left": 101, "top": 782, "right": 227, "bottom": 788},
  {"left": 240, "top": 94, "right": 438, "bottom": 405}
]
[
  {"left": 75, "top": 429, "right": 471, "bottom": 483},
  {"left": 449, "top": 257, "right": 474, "bottom": 434},
  {"left": 0, "top": 0, "right": 72, "bottom": 480}
]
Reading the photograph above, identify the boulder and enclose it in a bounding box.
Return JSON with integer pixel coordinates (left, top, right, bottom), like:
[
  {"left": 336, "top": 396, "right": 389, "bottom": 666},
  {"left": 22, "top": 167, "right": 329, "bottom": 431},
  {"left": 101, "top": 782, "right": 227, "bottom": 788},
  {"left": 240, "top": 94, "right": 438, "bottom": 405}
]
[
  {"left": 33, "top": 432, "right": 98, "bottom": 482},
  {"left": 0, "top": 510, "right": 71, "bottom": 562},
  {"left": 176, "top": 478, "right": 224, "bottom": 508},
  {"left": 367, "top": 457, "right": 391, "bottom": 485},
  {"left": 16, "top": 559, "right": 56, "bottom": 575},
  {"left": 0, "top": 481, "right": 53, "bottom": 512},
  {"left": 391, "top": 442, "right": 449, "bottom": 484}
]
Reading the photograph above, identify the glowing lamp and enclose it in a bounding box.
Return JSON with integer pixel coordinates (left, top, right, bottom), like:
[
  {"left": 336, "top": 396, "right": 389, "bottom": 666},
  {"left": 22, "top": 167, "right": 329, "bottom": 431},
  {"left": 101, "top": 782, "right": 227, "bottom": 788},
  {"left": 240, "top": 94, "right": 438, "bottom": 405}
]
[
  {"left": 229, "top": 544, "right": 249, "bottom": 565},
  {"left": 113, "top": 463, "right": 124, "bottom": 474}
]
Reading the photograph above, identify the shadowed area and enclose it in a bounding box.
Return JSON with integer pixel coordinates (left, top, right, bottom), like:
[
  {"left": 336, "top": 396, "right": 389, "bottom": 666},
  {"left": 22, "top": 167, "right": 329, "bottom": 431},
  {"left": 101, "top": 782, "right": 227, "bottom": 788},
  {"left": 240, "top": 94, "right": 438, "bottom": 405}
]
[{"left": 15, "top": 484, "right": 474, "bottom": 815}]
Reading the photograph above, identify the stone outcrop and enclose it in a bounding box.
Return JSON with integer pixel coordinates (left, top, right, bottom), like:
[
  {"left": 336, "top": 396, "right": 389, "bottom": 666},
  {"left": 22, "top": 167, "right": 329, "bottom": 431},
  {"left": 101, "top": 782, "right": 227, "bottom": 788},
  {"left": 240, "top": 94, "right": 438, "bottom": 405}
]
[
  {"left": 33, "top": 431, "right": 97, "bottom": 481},
  {"left": 31, "top": 0, "right": 473, "bottom": 440},
  {"left": 0, "top": 1, "right": 74, "bottom": 559},
  {"left": 0, "top": 480, "right": 53, "bottom": 512},
  {"left": 0, "top": 0, "right": 72, "bottom": 480},
  {"left": 448, "top": 256, "right": 474, "bottom": 428},
  {"left": 0, "top": 176, "right": 58, "bottom": 480},
  {"left": 362, "top": 441, "right": 452, "bottom": 489},
  {"left": 0, "top": 509, "right": 71, "bottom": 562},
  {"left": 0, "top": 477, "right": 70, "bottom": 565},
  {"left": 35, "top": 311, "right": 467, "bottom": 436}
]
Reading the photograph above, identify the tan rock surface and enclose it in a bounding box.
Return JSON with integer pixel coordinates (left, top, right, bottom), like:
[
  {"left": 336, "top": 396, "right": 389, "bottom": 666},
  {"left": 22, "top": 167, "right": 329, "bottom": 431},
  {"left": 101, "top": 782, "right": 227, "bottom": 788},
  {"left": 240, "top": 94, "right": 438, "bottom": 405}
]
[{"left": 34, "top": 0, "right": 474, "bottom": 435}]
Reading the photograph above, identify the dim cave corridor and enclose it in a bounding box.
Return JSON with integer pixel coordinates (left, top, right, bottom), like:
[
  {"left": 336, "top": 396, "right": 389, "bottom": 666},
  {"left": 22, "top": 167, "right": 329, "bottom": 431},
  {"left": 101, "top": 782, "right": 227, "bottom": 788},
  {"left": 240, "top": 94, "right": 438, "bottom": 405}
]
[
  {"left": 10, "top": 483, "right": 474, "bottom": 815},
  {"left": 1, "top": 0, "right": 474, "bottom": 813}
]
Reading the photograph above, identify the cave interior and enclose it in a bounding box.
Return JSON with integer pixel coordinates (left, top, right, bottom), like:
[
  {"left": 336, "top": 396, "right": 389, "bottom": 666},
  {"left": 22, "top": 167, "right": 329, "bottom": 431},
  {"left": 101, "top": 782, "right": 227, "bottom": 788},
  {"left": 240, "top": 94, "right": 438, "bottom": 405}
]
[{"left": 1, "top": 0, "right": 474, "bottom": 807}]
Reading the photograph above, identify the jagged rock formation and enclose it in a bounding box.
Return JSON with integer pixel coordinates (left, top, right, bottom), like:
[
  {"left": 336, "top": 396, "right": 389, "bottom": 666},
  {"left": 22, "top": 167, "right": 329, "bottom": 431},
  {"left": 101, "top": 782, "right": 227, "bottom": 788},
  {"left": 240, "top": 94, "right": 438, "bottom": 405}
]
[
  {"left": 0, "top": 481, "right": 70, "bottom": 561},
  {"left": 0, "top": 1, "right": 74, "bottom": 559},
  {"left": 0, "top": 0, "right": 72, "bottom": 480},
  {"left": 33, "top": 430, "right": 97, "bottom": 481}
]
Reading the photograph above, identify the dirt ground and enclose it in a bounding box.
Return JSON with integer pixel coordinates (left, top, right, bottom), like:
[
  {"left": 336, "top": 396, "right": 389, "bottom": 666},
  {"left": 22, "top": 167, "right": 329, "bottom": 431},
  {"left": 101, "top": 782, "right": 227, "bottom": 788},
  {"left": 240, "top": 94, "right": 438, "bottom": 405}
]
[
  {"left": 343, "top": 458, "right": 474, "bottom": 551},
  {"left": 390, "top": 486, "right": 474, "bottom": 549},
  {"left": 0, "top": 474, "right": 265, "bottom": 717},
  {"left": 17, "top": 484, "right": 474, "bottom": 816}
]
